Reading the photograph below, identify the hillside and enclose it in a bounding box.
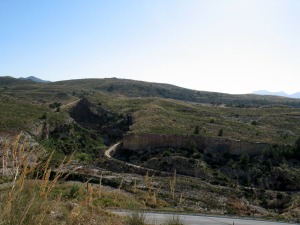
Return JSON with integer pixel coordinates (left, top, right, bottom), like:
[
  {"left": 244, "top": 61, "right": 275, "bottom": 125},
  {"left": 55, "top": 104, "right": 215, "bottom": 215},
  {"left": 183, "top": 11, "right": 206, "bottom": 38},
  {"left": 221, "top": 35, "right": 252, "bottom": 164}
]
[
  {"left": 0, "top": 94, "right": 67, "bottom": 132},
  {"left": 88, "top": 93, "right": 300, "bottom": 145},
  {"left": 0, "top": 76, "right": 300, "bottom": 222},
  {"left": 2, "top": 75, "right": 299, "bottom": 144},
  {"left": 2, "top": 77, "right": 300, "bottom": 107}
]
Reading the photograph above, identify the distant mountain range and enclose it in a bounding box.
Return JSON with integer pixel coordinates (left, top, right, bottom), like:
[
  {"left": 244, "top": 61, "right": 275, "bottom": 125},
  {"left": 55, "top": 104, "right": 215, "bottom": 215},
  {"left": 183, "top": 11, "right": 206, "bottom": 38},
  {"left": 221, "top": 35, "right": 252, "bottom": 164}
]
[
  {"left": 19, "top": 76, "right": 51, "bottom": 83},
  {"left": 253, "top": 90, "right": 300, "bottom": 99}
]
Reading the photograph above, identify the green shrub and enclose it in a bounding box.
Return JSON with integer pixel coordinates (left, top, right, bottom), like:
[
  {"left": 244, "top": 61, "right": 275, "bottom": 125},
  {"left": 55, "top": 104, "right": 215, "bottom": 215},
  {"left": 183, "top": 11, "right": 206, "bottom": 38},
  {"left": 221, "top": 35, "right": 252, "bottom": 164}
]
[
  {"left": 69, "top": 184, "right": 80, "bottom": 198},
  {"left": 240, "top": 152, "right": 249, "bottom": 169},
  {"left": 76, "top": 152, "right": 91, "bottom": 162},
  {"left": 251, "top": 121, "right": 258, "bottom": 125},
  {"left": 194, "top": 125, "right": 200, "bottom": 134},
  {"left": 218, "top": 128, "right": 223, "bottom": 136},
  {"left": 162, "top": 151, "right": 171, "bottom": 157},
  {"left": 164, "top": 214, "right": 184, "bottom": 225},
  {"left": 125, "top": 211, "right": 146, "bottom": 225},
  {"left": 40, "top": 112, "right": 47, "bottom": 120}
]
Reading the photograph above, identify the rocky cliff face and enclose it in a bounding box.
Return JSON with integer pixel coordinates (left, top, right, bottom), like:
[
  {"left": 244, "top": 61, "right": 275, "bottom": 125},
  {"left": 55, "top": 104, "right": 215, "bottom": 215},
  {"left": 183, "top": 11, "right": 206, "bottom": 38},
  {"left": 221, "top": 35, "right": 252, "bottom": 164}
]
[
  {"left": 0, "top": 131, "right": 46, "bottom": 176},
  {"left": 29, "top": 118, "right": 75, "bottom": 141},
  {"left": 30, "top": 122, "right": 63, "bottom": 140},
  {"left": 121, "top": 134, "right": 268, "bottom": 156},
  {"left": 115, "top": 134, "right": 300, "bottom": 191},
  {"left": 69, "top": 98, "right": 132, "bottom": 144}
]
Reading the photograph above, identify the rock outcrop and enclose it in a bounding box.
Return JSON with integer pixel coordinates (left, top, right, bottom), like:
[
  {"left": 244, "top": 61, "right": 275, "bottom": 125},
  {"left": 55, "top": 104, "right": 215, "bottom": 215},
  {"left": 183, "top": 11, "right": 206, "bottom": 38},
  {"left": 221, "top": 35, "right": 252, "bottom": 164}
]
[
  {"left": 69, "top": 98, "right": 132, "bottom": 144},
  {"left": 121, "top": 133, "right": 268, "bottom": 156},
  {"left": 0, "top": 131, "right": 46, "bottom": 177}
]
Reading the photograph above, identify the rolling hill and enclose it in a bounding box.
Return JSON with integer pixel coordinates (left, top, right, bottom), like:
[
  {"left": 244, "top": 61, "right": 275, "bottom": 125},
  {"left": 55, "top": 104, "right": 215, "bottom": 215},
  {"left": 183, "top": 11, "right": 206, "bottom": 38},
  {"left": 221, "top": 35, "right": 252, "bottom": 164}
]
[
  {"left": 1, "top": 76, "right": 300, "bottom": 145},
  {"left": 1, "top": 76, "right": 300, "bottom": 221},
  {"left": 2, "top": 76, "right": 300, "bottom": 108}
]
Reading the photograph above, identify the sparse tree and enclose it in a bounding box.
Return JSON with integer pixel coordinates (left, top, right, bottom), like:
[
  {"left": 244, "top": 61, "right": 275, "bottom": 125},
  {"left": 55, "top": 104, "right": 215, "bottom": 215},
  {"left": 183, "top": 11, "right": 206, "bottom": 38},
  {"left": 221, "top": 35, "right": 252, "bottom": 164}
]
[
  {"left": 188, "top": 140, "right": 197, "bottom": 156},
  {"left": 40, "top": 112, "right": 47, "bottom": 120},
  {"left": 294, "top": 136, "right": 300, "bottom": 159},
  {"left": 194, "top": 125, "right": 200, "bottom": 134},
  {"left": 218, "top": 128, "right": 223, "bottom": 136},
  {"left": 240, "top": 152, "right": 249, "bottom": 169}
]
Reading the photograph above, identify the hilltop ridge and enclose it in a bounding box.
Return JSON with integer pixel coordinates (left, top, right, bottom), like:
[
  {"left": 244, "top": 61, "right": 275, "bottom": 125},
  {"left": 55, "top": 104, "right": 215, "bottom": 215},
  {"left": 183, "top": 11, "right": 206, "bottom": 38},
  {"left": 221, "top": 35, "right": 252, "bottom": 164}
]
[
  {"left": 2, "top": 76, "right": 300, "bottom": 108},
  {"left": 19, "top": 76, "right": 51, "bottom": 83}
]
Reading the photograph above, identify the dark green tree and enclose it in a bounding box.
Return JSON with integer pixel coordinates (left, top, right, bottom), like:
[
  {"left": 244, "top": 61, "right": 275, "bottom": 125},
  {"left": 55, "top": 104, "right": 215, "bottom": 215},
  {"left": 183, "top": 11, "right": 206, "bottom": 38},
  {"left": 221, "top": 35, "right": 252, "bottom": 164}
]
[
  {"left": 294, "top": 136, "right": 300, "bottom": 159},
  {"left": 187, "top": 140, "right": 197, "bottom": 156},
  {"left": 40, "top": 112, "right": 47, "bottom": 120},
  {"left": 218, "top": 128, "right": 223, "bottom": 136},
  {"left": 194, "top": 125, "right": 200, "bottom": 134},
  {"left": 240, "top": 152, "right": 249, "bottom": 169}
]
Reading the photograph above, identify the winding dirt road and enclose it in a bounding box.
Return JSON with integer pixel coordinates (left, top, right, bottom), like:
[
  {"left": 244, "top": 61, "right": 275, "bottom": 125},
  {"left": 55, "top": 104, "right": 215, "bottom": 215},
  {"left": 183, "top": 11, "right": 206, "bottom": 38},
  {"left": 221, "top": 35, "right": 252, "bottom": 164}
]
[
  {"left": 104, "top": 142, "right": 162, "bottom": 173},
  {"left": 104, "top": 142, "right": 121, "bottom": 158}
]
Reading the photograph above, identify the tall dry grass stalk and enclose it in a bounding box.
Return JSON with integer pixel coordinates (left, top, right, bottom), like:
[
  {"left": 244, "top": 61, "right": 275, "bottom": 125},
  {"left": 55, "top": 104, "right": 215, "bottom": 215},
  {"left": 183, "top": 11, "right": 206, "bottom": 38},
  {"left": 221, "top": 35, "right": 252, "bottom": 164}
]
[
  {"left": 179, "top": 193, "right": 184, "bottom": 206},
  {"left": 111, "top": 178, "right": 124, "bottom": 204},
  {"left": 0, "top": 134, "right": 45, "bottom": 224},
  {"left": 142, "top": 171, "right": 164, "bottom": 207},
  {"left": 152, "top": 184, "right": 162, "bottom": 207},
  {"left": 2, "top": 142, "right": 8, "bottom": 177},
  {"left": 98, "top": 172, "right": 103, "bottom": 198},
  {"left": 118, "top": 178, "right": 124, "bottom": 192},
  {"left": 143, "top": 171, "right": 154, "bottom": 201},
  {"left": 87, "top": 182, "right": 94, "bottom": 207},
  {"left": 1, "top": 134, "right": 132, "bottom": 225},
  {"left": 132, "top": 178, "right": 137, "bottom": 194},
  {"left": 0, "top": 133, "right": 78, "bottom": 224},
  {"left": 169, "top": 169, "right": 177, "bottom": 200}
]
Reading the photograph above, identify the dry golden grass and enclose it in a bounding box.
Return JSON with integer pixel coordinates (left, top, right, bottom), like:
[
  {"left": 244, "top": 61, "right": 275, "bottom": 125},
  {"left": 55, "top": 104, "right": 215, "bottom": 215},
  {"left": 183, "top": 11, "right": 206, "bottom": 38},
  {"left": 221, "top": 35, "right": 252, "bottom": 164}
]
[{"left": 0, "top": 134, "right": 127, "bottom": 225}]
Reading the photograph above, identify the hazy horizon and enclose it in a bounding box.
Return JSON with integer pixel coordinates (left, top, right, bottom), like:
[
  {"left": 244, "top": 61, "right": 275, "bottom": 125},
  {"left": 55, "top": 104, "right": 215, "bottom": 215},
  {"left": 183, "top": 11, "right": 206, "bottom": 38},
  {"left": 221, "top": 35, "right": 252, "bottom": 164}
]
[{"left": 1, "top": 0, "right": 299, "bottom": 95}]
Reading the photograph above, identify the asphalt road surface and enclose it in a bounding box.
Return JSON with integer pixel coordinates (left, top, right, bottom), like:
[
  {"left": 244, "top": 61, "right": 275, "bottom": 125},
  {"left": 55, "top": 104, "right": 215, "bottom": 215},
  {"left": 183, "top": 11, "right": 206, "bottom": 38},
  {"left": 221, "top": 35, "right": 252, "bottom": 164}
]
[{"left": 115, "top": 211, "right": 299, "bottom": 225}]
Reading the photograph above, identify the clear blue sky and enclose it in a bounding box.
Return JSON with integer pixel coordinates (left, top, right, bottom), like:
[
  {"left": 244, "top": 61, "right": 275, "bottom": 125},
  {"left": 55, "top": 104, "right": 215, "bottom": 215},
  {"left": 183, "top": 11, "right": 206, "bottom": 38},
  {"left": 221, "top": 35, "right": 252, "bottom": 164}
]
[{"left": 1, "top": 0, "right": 299, "bottom": 94}]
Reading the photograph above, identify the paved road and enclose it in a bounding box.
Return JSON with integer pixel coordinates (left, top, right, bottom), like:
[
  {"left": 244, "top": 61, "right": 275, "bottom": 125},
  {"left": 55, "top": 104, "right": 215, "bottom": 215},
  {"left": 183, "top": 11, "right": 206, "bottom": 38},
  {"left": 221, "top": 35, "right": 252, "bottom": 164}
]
[{"left": 115, "top": 211, "right": 298, "bottom": 225}]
